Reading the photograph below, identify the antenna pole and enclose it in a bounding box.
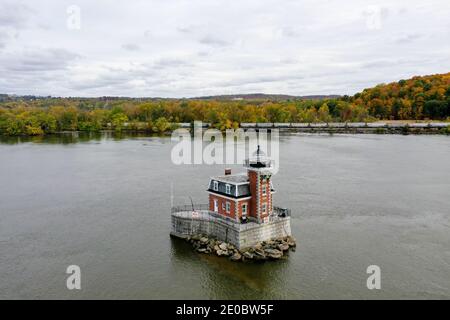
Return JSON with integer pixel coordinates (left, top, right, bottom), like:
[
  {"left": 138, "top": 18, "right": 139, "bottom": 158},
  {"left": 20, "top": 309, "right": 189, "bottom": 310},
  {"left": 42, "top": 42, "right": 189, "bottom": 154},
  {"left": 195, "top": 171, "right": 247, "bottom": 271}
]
[{"left": 189, "top": 196, "right": 195, "bottom": 211}]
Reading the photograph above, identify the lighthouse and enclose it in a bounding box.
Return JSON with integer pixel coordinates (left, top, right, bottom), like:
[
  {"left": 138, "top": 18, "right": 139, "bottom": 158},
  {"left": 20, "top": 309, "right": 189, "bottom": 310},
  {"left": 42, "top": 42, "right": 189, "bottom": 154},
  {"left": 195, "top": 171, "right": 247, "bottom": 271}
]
[
  {"left": 207, "top": 146, "right": 276, "bottom": 224},
  {"left": 245, "top": 145, "right": 275, "bottom": 223},
  {"left": 171, "top": 145, "right": 292, "bottom": 249}
]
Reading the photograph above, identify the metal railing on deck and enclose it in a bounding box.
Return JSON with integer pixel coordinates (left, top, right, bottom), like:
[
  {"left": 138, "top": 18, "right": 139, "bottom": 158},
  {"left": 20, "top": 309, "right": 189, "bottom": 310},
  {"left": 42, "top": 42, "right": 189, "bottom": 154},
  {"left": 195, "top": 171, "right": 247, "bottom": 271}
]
[
  {"left": 273, "top": 206, "right": 291, "bottom": 217},
  {"left": 171, "top": 204, "right": 209, "bottom": 213},
  {"left": 172, "top": 204, "right": 291, "bottom": 218},
  {"left": 243, "top": 158, "right": 273, "bottom": 168}
]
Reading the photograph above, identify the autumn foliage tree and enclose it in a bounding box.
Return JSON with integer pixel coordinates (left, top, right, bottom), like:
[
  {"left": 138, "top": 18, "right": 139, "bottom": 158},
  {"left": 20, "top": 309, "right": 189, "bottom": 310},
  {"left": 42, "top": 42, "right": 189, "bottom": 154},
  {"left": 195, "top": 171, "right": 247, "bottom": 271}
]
[{"left": 1, "top": 72, "right": 449, "bottom": 136}]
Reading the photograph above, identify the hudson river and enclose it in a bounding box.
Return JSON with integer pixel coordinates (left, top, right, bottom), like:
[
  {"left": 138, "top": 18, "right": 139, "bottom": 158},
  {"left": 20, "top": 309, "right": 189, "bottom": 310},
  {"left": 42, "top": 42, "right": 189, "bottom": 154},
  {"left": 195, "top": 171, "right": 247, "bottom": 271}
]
[{"left": 1, "top": 133, "right": 449, "bottom": 299}]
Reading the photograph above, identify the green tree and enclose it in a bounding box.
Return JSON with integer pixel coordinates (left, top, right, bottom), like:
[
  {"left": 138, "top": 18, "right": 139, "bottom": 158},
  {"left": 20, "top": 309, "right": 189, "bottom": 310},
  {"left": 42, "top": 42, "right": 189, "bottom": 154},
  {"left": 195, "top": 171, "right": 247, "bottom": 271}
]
[
  {"left": 423, "top": 100, "right": 448, "bottom": 119},
  {"left": 318, "top": 104, "right": 331, "bottom": 122},
  {"left": 111, "top": 113, "right": 128, "bottom": 131},
  {"left": 153, "top": 117, "right": 170, "bottom": 133}
]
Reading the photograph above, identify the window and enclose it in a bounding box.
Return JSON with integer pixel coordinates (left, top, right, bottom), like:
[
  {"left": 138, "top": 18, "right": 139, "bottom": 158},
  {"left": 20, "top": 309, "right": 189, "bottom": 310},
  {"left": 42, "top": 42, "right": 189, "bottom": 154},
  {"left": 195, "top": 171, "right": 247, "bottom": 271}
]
[
  {"left": 225, "top": 184, "right": 231, "bottom": 194},
  {"left": 213, "top": 181, "right": 218, "bottom": 191},
  {"left": 262, "top": 203, "right": 267, "bottom": 214},
  {"left": 226, "top": 202, "right": 231, "bottom": 213},
  {"left": 242, "top": 203, "right": 247, "bottom": 216},
  {"left": 262, "top": 183, "right": 267, "bottom": 196}
]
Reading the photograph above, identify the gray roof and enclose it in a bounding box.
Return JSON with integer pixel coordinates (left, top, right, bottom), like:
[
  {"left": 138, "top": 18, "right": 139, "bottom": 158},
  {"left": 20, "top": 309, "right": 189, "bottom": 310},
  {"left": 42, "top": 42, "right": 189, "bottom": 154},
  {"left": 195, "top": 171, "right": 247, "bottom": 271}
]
[
  {"left": 212, "top": 173, "right": 249, "bottom": 184},
  {"left": 208, "top": 173, "right": 250, "bottom": 198}
]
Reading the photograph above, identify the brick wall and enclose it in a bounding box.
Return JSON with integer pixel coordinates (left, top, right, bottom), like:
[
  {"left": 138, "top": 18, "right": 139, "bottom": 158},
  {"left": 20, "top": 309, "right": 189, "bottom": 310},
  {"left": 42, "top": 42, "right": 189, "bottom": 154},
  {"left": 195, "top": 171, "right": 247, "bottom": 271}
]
[
  {"left": 209, "top": 194, "right": 236, "bottom": 219},
  {"left": 248, "top": 170, "right": 273, "bottom": 221}
]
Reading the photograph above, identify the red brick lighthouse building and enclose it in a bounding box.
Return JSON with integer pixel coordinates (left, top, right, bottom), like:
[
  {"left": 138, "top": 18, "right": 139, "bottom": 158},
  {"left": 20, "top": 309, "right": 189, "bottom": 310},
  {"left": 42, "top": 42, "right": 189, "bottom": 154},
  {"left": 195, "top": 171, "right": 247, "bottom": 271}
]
[{"left": 207, "top": 146, "right": 276, "bottom": 223}]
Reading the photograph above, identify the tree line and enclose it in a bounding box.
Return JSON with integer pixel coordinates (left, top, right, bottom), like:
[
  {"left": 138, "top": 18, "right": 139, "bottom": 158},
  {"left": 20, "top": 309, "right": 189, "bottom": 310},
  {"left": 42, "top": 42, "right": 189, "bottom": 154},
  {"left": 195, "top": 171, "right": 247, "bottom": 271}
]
[{"left": 1, "top": 72, "right": 449, "bottom": 136}]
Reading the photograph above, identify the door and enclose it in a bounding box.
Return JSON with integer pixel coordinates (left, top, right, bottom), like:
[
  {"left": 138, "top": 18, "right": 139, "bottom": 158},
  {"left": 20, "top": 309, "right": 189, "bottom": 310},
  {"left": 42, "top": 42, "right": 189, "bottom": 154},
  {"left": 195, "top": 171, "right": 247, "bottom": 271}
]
[
  {"left": 242, "top": 203, "right": 247, "bottom": 217},
  {"left": 213, "top": 199, "right": 218, "bottom": 212}
]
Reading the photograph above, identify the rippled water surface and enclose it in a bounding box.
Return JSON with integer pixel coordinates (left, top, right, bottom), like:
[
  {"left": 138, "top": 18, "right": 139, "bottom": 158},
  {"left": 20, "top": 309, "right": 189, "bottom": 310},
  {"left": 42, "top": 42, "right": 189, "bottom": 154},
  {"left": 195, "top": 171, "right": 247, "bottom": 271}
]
[{"left": 0, "top": 133, "right": 449, "bottom": 299}]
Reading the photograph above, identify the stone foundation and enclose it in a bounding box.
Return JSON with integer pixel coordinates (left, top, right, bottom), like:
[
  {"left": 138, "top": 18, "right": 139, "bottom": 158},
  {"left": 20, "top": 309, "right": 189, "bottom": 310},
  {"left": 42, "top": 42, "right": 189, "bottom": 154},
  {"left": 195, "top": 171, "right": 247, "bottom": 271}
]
[{"left": 170, "top": 210, "right": 291, "bottom": 249}]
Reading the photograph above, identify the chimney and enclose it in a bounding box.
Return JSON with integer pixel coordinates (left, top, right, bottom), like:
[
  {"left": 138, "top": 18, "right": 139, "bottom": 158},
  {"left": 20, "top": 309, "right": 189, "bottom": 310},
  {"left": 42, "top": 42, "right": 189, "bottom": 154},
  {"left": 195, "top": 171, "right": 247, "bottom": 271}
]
[{"left": 224, "top": 168, "right": 232, "bottom": 175}]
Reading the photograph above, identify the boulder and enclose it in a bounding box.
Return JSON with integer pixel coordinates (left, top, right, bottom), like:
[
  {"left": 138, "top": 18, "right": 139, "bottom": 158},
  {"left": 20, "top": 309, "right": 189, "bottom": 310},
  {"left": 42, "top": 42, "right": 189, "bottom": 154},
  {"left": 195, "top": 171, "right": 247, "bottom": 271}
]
[
  {"left": 243, "top": 251, "right": 254, "bottom": 259},
  {"left": 200, "top": 237, "right": 209, "bottom": 244},
  {"left": 278, "top": 243, "right": 290, "bottom": 251},
  {"left": 264, "top": 248, "right": 283, "bottom": 259},
  {"left": 253, "top": 243, "right": 262, "bottom": 250},
  {"left": 219, "top": 242, "right": 228, "bottom": 251},
  {"left": 197, "top": 248, "right": 207, "bottom": 253},
  {"left": 254, "top": 248, "right": 266, "bottom": 257},
  {"left": 230, "top": 252, "right": 242, "bottom": 261},
  {"left": 191, "top": 234, "right": 201, "bottom": 241},
  {"left": 217, "top": 249, "right": 230, "bottom": 256},
  {"left": 253, "top": 252, "right": 267, "bottom": 260},
  {"left": 286, "top": 236, "right": 296, "bottom": 247}
]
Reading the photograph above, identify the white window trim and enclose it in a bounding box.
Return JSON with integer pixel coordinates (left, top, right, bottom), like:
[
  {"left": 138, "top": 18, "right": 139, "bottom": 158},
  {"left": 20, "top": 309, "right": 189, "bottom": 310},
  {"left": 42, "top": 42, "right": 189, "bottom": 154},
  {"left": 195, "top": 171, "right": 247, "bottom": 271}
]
[
  {"left": 213, "top": 181, "right": 218, "bottom": 191},
  {"left": 226, "top": 201, "right": 231, "bottom": 213},
  {"left": 262, "top": 183, "right": 267, "bottom": 196},
  {"left": 225, "top": 184, "right": 231, "bottom": 195},
  {"left": 262, "top": 203, "right": 267, "bottom": 214},
  {"left": 242, "top": 203, "right": 247, "bottom": 215}
]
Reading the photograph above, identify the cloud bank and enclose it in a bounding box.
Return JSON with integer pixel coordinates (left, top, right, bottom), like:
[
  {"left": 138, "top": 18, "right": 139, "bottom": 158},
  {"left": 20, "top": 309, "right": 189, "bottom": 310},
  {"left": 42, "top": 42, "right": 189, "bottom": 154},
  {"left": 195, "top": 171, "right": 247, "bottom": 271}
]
[{"left": 0, "top": 0, "right": 449, "bottom": 97}]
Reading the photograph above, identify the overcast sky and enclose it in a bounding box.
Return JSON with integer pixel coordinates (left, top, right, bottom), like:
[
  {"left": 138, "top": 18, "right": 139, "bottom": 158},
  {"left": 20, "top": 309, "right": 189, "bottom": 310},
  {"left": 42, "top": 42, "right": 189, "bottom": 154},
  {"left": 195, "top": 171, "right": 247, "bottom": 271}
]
[{"left": 0, "top": 0, "right": 449, "bottom": 97}]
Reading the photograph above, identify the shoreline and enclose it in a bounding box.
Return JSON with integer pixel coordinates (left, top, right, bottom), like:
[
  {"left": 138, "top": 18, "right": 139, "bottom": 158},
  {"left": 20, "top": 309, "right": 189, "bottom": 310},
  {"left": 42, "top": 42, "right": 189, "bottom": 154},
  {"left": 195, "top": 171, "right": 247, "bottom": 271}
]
[{"left": 0, "top": 121, "right": 449, "bottom": 137}]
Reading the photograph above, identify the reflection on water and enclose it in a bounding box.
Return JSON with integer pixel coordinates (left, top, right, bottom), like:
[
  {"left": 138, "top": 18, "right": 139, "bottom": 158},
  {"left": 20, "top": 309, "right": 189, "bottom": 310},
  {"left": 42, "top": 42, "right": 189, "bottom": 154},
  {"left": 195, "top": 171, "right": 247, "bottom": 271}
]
[
  {"left": 170, "top": 237, "right": 291, "bottom": 294},
  {"left": 0, "top": 133, "right": 449, "bottom": 299},
  {"left": 0, "top": 131, "right": 169, "bottom": 145}
]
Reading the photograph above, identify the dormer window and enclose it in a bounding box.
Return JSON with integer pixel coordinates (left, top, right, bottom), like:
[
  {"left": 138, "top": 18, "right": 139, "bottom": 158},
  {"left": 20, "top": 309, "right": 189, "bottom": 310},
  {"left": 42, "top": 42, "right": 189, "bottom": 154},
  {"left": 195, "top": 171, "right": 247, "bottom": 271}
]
[
  {"left": 213, "top": 181, "right": 218, "bottom": 191},
  {"left": 225, "top": 184, "right": 231, "bottom": 195}
]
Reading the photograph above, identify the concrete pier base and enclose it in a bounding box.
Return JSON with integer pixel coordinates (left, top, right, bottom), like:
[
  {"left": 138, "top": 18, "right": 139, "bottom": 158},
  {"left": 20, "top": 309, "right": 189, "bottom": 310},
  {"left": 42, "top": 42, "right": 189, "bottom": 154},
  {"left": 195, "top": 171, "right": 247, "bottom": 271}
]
[{"left": 171, "top": 210, "right": 291, "bottom": 249}]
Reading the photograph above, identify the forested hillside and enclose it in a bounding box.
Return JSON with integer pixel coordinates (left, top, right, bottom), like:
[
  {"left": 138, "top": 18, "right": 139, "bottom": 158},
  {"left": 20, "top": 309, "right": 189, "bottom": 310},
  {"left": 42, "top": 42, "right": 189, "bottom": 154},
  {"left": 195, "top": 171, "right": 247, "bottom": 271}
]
[
  {"left": 0, "top": 73, "right": 449, "bottom": 135},
  {"left": 349, "top": 72, "right": 450, "bottom": 120}
]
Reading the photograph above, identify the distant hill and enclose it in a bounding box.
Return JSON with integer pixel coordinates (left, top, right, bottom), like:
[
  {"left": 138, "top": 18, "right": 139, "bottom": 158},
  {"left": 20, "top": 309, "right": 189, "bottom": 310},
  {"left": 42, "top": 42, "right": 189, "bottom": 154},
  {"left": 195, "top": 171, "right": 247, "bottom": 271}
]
[
  {"left": 192, "top": 93, "right": 340, "bottom": 101},
  {"left": 0, "top": 93, "right": 341, "bottom": 102},
  {"left": 1, "top": 72, "right": 449, "bottom": 122},
  {"left": 350, "top": 72, "right": 450, "bottom": 119}
]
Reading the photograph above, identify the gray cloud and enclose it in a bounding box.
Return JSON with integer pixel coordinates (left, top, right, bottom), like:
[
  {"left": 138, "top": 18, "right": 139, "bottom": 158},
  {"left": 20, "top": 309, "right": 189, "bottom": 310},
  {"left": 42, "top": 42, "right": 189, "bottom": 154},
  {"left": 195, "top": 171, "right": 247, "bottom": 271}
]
[
  {"left": 199, "top": 35, "right": 231, "bottom": 47},
  {"left": 153, "top": 57, "right": 191, "bottom": 69},
  {"left": 121, "top": 43, "right": 140, "bottom": 51},
  {"left": 1, "top": 48, "right": 79, "bottom": 72},
  {"left": 0, "top": 0, "right": 449, "bottom": 97},
  {"left": 0, "top": 31, "right": 9, "bottom": 48},
  {"left": 394, "top": 33, "right": 422, "bottom": 44},
  {"left": 0, "top": 2, "right": 33, "bottom": 28}
]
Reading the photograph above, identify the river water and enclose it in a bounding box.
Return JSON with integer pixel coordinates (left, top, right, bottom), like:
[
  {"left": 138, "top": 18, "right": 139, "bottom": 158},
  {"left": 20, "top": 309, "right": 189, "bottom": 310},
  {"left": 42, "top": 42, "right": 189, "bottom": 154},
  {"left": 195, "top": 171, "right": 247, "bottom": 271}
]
[{"left": 0, "top": 133, "right": 449, "bottom": 299}]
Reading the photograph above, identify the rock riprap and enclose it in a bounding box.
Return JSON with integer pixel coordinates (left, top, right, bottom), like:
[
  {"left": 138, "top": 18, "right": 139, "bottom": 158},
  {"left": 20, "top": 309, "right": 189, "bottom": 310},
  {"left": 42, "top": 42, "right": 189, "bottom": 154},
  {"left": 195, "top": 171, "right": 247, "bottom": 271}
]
[{"left": 185, "top": 234, "right": 296, "bottom": 262}]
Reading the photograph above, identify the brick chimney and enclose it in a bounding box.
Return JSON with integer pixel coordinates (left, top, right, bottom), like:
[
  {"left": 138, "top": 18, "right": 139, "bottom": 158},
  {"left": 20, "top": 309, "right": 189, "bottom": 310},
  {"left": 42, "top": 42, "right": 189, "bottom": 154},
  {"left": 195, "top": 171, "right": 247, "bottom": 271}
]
[{"left": 224, "top": 168, "right": 232, "bottom": 175}]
